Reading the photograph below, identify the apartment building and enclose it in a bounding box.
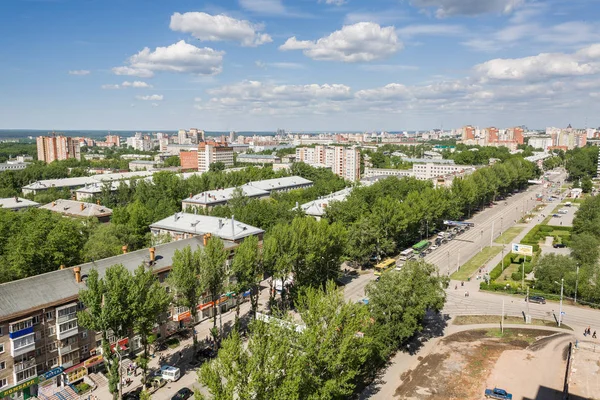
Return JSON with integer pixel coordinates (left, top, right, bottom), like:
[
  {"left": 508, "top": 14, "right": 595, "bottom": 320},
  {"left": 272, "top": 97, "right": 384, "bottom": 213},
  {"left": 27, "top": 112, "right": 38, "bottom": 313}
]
[
  {"left": 36, "top": 135, "right": 80, "bottom": 164},
  {"left": 197, "top": 142, "right": 234, "bottom": 172},
  {"left": 295, "top": 145, "right": 361, "bottom": 181},
  {"left": 125, "top": 133, "right": 153, "bottom": 152},
  {"left": 180, "top": 150, "right": 199, "bottom": 170},
  {"left": 182, "top": 176, "right": 313, "bottom": 211},
  {"left": 0, "top": 236, "right": 239, "bottom": 400},
  {"left": 236, "top": 154, "right": 281, "bottom": 164},
  {"left": 150, "top": 213, "right": 264, "bottom": 243},
  {"left": 128, "top": 160, "right": 156, "bottom": 171},
  {"left": 413, "top": 163, "right": 472, "bottom": 180},
  {"left": 0, "top": 198, "right": 40, "bottom": 212},
  {"left": 39, "top": 200, "right": 113, "bottom": 222}
]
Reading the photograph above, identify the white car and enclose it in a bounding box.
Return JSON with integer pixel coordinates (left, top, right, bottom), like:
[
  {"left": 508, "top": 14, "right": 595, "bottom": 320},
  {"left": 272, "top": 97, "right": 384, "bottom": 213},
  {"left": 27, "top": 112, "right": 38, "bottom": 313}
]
[{"left": 430, "top": 245, "right": 439, "bottom": 251}]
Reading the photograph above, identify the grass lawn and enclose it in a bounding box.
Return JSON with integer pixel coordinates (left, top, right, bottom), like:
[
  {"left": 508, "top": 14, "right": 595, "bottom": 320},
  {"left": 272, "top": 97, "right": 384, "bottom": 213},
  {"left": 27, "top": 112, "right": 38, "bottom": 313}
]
[
  {"left": 453, "top": 315, "right": 573, "bottom": 330},
  {"left": 498, "top": 263, "right": 520, "bottom": 282},
  {"left": 451, "top": 246, "right": 503, "bottom": 281},
  {"left": 495, "top": 227, "right": 524, "bottom": 244},
  {"left": 166, "top": 337, "right": 180, "bottom": 349}
]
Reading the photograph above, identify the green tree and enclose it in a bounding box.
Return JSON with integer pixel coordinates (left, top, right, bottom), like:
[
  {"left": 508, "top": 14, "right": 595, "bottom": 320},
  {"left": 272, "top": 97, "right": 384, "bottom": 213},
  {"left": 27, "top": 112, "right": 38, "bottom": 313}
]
[
  {"left": 168, "top": 245, "right": 203, "bottom": 352},
  {"left": 130, "top": 265, "right": 171, "bottom": 382},
  {"left": 230, "top": 235, "right": 261, "bottom": 324},
  {"left": 209, "top": 161, "right": 226, "bottom": 172},
  {"left": 83, "top": 224, "right": 135, "bottom": 262},
  {"left": 582, "top": 176, "right": 593, "bottom": 193},
  {"left": 163, "top": 156, "right": 181, "bottom": 167},
  {"left": 366, "top": 261, "right": 447, "bottom": 356},
  {"left": 200, "top": 236, "right": 229, "bottom": 340},
  {"left": 78, "top": 265, "right": 134, "bottom": 400}
]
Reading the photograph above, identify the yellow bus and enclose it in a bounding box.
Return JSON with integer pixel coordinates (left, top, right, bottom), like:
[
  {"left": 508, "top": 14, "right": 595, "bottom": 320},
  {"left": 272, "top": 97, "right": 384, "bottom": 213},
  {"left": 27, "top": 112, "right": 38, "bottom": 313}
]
[{"left": 374, "top": 258, "right": 396, "bottom": 276}]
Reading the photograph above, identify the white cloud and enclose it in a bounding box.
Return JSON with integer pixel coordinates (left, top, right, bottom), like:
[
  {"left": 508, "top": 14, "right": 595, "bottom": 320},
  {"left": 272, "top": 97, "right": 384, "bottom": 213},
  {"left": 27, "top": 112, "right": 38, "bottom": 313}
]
[
  {"left": 122, "top": 81, "right": 152, "bottom": 88},
  {"left": 101, "top": 84, "right": 120, "bottom": 90},
  {"left": 255, "top": 60, "right": 305, "bottom": 69},
  {"left": 112, "top": 66, "right": 154, "bottom": 78},
  {"left": 136, "top": 94, "right": 164, "bottom": 101},
  {"left": 152, "top": 103, "right": 159, "bottom": 107},
  {"left": 169, "top": 12, "right": 272, "bottom": 47},
  {"left": 280, "top": 22, "right": 402, "bottom": 62},
  {"left": 68, "top": 70, "right": 90, "bottom": 76},
  {"left": 239, "top": 0, "right": 286, "bottom": 15},
  {"left": 473, "top": 45, "right": 600, "bottom": 82},
  {"left": 319, "top": 0, "right": 346, "bottom": 5},
  {"left": 411, "top": 0, "right": 525, "bottom": 18},
  {"left": 113, "top": 41, "right": 224, "bottom": 77}
]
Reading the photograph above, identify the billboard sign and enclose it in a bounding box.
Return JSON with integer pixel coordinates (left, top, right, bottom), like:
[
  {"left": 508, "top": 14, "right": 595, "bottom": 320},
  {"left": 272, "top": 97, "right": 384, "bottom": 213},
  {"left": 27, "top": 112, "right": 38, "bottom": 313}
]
[{"left": 512, "top": 243, "right": 533, "bottom": 256}]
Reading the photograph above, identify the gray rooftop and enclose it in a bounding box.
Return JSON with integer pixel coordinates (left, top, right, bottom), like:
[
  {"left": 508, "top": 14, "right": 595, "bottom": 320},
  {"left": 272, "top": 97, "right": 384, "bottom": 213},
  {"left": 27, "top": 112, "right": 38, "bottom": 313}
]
[
  {"left": 22, "top": 171, "right": 155, "bottom": 191},
  {"left": 183, "top": 185, "right": 269, "bottom": 205},
  {"left": 0, "top": 197, "right": 40, "bottom": 210},
  {"left": 245, "top": 176, "right": 312, "bottom": 192},
  {"left": 301, "top": 188, "right": 353, "bottom": 217},
  {"left": 40, "top": 199, "right": 113, "bottom": 218},
  {"left": 150, "top": 213, "right": 264, "bottom": 241},
  {"left": 0, "top": 236, "right": 237, "bottom": 322},
  {"left": 237, "top": 154, "right": 280, "bottom": 159},
  {"left": 401, "top": 158, "right": 455, "bottom": 164}
]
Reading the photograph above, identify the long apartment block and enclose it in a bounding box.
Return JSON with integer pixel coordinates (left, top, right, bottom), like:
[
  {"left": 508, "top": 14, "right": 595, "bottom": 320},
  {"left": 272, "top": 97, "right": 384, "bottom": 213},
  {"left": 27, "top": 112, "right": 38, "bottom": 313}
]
[{"left": 0, "top": 236, "right": 239, "bottom": 400}]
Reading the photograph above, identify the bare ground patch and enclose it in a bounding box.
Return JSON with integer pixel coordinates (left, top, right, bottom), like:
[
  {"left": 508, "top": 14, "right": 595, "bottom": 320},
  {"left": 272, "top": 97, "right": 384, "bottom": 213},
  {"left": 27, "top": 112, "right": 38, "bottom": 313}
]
[{"left": 394, "top": 329, "right": 569, "bottom": 400}]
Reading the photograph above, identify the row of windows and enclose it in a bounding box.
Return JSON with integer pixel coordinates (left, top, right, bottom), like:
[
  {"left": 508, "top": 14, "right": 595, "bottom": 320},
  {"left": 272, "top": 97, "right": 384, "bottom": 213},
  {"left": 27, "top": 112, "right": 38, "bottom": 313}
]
[
  {"left": 13, "top": 334, "right": 35, "bottom": 350},
  {"left": 59, "top": 320, "right": 77, "bottom": 333},
  {"left": 9, "top": 319, "right": 32, "bottom": 333}
]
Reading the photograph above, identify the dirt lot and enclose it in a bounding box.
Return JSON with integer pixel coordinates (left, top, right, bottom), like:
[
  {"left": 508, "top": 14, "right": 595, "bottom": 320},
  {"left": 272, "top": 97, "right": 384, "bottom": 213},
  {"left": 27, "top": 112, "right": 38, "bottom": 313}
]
[{"left": 394, "top": 329, "right": 572, "bottom": 400}]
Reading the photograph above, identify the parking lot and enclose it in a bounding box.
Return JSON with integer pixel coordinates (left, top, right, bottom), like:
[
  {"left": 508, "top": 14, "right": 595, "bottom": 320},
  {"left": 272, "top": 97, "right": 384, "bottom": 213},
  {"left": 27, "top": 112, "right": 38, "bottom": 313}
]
[{"left": 549, "top": 202, "right": 577, "bottom": 227}]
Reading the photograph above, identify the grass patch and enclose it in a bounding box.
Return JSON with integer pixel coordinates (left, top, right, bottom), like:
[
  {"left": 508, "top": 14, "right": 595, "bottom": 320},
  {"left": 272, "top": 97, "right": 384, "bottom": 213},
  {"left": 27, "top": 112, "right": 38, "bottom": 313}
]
[
  {"left": 453, "top": 315, "right": 573, "bottom": 330},
  {"left": 166, "top": 337, "right": 180, "bottom": 349},
  {"left": 495, "top": 227, "right": 524, "bottom": 244},
  {"left": 498, "top": 263, "right": 520, "bottom": 281},
  {"left": 451, "top": 246, "right": 503, "bottom": 281}
]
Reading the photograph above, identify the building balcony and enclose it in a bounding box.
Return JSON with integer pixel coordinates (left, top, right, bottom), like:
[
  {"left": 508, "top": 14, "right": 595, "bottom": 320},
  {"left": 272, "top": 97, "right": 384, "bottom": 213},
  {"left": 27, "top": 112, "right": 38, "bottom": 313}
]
[
  {"left": 56, "top": 326, "right": 78, "bottom": 340},
  {"left": 58, "top": 344, "right": 78, "bottom": 356},
  {"left": 57, "top": 313, "right": 77, "bottom": 324},
  {"left": 14, "top": 358, "right": 36, "bottom": 373},
  {"left": 61, "top": 360, "right": 74, "bottom": 369},
  {"left": 11, "top": 335, "right": 35, "bottom": 358}
]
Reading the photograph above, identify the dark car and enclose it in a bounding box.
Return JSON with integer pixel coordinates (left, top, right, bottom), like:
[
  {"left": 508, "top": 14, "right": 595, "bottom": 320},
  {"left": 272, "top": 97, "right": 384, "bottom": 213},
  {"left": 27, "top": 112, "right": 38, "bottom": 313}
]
[
  {"left": 528, "top": 296, "right": 546, "bottom": 304},
  {"left": 553, "top": 243, "right": 566, "bottom": 248},
  {"left": 123, "top": 389, "right": 141, "bottom": 400},
  {"left": 196, "top": 346, "right": 216, "bottom": 360},
  {"left": 171, "top": 388, "right": 194, "bottom": 400}
]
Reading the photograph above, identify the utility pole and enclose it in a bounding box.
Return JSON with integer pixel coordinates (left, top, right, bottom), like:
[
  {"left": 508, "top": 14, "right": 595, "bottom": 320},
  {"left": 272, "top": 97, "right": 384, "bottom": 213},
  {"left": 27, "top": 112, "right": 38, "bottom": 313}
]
[
  {"left": 490, "top": 220, "right": 494, "bottom": 246},
  {"left": 480, "top": 230, "right": 483, "bottom": 252},
  {"left": 575, "top": 265, "right": 580, "bottom": 304},
  {"left": 559, "top": 278, "right": 564, "bottom": 327},
  {"left": 522, "top": 260, "right": 525, "bottom": 291},
  {"left": 447, "top": 251, "right": 450, "bottom": 276},
  {"left": 526, "top": 286, "right": 530, "bottom": 316}
]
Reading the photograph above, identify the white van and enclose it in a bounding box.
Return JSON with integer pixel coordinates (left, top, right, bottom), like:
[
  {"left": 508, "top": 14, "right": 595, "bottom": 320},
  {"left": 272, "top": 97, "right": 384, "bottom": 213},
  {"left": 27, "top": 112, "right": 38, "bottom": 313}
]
[
  {"left": 565, "top": 202, "right": 572, "bottom": 207},
  {"left": 558, "top": 209, "right": 568, "bottom": 214},
  {"left": 399, "top": 249, "right": 414, "bottom": 261},
  {"left": 160, "top": 365, "right": 181, "bottom": 381}
]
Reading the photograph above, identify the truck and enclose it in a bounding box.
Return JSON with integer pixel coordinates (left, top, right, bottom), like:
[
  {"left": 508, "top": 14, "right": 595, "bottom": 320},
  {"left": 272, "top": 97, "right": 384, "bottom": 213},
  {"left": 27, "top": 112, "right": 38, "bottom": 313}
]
[{"left": 484, "top": 388, "right": 512, "bottom": 399}]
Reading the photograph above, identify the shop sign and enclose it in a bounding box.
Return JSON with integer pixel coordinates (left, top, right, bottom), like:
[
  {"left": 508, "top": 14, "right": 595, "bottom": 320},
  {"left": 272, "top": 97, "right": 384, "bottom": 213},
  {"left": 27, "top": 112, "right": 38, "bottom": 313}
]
[
  {"left": 0, "top": 376, "right": 39, "bottom": 398},
  {"left": 39, "top": 367, "right": 63, "bottom": 382},
  {"left": 173, "top": 310, "right": 191, "bottom": 322},
  {"left": 84, "top": 355, "right": 104, "bottom": 368}
]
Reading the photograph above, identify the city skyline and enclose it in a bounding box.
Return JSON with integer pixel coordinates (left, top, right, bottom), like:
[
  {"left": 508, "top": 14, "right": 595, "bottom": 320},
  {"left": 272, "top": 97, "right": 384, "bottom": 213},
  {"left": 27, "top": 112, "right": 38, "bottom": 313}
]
[{"left": 1, "top": 0, "right": 599, "bottom": 131}]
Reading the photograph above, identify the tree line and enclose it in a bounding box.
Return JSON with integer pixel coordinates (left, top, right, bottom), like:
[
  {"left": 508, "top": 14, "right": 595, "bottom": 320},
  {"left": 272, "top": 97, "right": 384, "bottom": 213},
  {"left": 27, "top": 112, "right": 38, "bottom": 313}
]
[{"left": 534, "top": 193, "right": 600, "bottom": 304}]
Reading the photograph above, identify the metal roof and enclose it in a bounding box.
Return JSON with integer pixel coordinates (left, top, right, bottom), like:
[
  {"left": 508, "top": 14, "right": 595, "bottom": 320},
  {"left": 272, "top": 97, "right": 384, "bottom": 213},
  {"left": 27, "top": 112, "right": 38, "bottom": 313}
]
[
  {"left": 150, "top": 213, "right": 264, "bottom": 241},
  {"left": 300, "top": 188, "right": 353, "bottom": 217},
  {"left": 245, "top": 176, "right": 313, "bottom": 192},
  {"left": 0, "top": 197, "right": 40, "bottom": 210},
  {"left": 39, "top": 199, "right": 113, "bottom": 218},
  {"left": 0, "top": 236, "right": 237, "bottom": 322},
  {"left": 183, "top": 185, "right": 269, "bottom": 205}
]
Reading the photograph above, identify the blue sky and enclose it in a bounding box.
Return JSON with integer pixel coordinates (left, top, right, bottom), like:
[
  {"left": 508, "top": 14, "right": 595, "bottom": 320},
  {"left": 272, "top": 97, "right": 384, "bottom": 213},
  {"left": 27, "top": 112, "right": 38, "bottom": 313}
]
[{"left": 0, "top": 0, "right": 599, "bottom": 131}]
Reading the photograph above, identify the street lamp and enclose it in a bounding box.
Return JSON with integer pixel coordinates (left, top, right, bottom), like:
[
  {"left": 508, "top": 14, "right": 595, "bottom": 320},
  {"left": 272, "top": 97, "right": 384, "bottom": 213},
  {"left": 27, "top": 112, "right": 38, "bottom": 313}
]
[{"left": 554, "top": 279, "right": 564, "bottom": 327}]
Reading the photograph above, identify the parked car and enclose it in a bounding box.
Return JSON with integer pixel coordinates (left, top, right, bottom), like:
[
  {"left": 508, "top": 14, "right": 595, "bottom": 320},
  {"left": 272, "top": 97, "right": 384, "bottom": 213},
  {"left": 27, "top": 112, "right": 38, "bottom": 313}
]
[
  {"left": 196, "top": 346, "right": 216, "bottom": 360},
  {"left": 434, "top": 238, "right": 443, "bottom": 246},
  {"left": 430, "top": 245, "right": 439, "bottom": 251},
  {"left": 418, "top": 252, "right": 426, "bottom": 258},
  {"left": 553, "top": 243, "right": 567, "bottom": 248},
  {"left": 171, "top": 388, "right": 194, "bottom": 400},
  {"left": 527, "top": 296, "right": 546, "bottom": 304},
  {"left": 149, "top": 376, "right": 167, "bottom": 392},
  {"left": 485, "top": 387, "right": 513, "bottom": 399}
]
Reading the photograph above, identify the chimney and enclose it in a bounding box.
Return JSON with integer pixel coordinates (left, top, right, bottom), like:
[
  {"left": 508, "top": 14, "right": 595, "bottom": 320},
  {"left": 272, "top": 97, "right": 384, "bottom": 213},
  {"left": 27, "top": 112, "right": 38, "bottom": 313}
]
[
  {"left": 74, "top": 266, "right": 82, "bottom": 283},
  {"left": 60, "top": 264, "right": 65, "bottom": 270},
  {"left": 189, "top": 193, "right": 193, "bottom": 198},
  {"left": 149, "top": 247, "right": 156, "bottom": 263},
  {"left": 122, "top": 245, "right": 128, "bottom": 254},
  {"left": 80, "top": 203, "right": 85, "bottom": 211}
]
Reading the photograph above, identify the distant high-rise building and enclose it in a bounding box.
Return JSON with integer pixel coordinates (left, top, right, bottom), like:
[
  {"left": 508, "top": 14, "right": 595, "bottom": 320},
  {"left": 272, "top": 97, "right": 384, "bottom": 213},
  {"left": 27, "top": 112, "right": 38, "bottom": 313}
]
[
  {"left": 36, "top": 134, "right": 80, "bottom": 163},
  {"left": 295, "top": 145, "right": 361, "bottom": 181},
  {"left": 197, "top": 142, "right": 234, "bottom": 172},
  {"left": 229, "top": 131, "right": 236, "bottom": 143},
  {"left": 105, "top": 134, "right": 121, "bottom": 147}
]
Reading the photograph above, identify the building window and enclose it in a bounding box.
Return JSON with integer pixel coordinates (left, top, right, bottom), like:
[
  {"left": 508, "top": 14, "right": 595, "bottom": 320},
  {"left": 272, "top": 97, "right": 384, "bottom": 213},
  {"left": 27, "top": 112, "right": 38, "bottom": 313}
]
[
  {"left": 59, "top": 320, "right": 78, "bottom": 333},
  {"left": 32, "top": 315, "right": 41, "bottom": 325},
  {"left": 57, "top": 305, "right": 77, "bottom": 319},
  {"left": 81, "top": 331, "right": 88, "bottom": 339},
  {"left": 48, "top": 358, "right": 58, "bottom": 368},
  {"left": 0, "top": 361, "right": 5, "bottom": 370},
  {"left": 16, "top": 366, "right": 37, "bottom": 383},
  {"left": 45, "top": 311, "right": 55, "bottom": 321},
  {"left": 0, "top": 326, "right": 3, "bottom": 336},
  {"left": 0, "top": 378, "right": 7, "bottom": 389},
  {"left": 9, "top": 319, "right": 32, "bottom": 333},
  {"left": 81, "top": 345, "right": 89, "bottom": 355},
  {"left": 36, "top": 348, "right": 43, "bottom": 357},
  {"left": 13, "top": 334, "right": 35, "bottom": 350},
  {"left": 0, "top": 343, "right": 3, "bottom": 353},
  {"left": 46, "top": 342, "right": 57, "bottom": 352}
]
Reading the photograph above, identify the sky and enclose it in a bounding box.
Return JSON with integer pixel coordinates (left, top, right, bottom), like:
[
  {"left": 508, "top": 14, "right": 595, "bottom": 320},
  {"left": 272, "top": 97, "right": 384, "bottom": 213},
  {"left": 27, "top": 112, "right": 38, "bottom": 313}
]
[{"left": 1, "top": 0, "right": 599, "bottom": 132}]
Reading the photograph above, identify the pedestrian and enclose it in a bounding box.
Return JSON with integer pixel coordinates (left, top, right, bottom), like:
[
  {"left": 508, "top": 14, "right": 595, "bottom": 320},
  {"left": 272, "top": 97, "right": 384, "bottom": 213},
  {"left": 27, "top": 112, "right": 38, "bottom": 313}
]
[
  {"left": 594, "top": 331, "right": 597, "bottom": 339},
  {"left": 584, "top": 329, "right": 587, "bottom": 336},
  {"left": 588, "top": 326, "right": 591, "bottom": 335}
]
